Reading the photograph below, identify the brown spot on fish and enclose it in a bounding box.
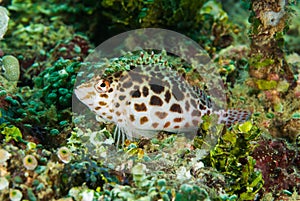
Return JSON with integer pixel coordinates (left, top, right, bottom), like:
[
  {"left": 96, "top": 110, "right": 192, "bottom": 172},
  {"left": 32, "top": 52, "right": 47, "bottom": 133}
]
[
  {"left": 199, "top": 104, "right": 206, "bottom": 110},
  {"left": 95, "top": 106, "right": 101, "bottom": 110},
  {"left": 116, "top": 111, "right": 121, "bottom": 116},
  {"left": 192, "top": 120, "right": 199, "bottom": 126},
  {"left": 174, "top": 125, "right": 180, "bottom": 129},
  {"left": 155, "top": 111, "right": 168, "bottom": 119},
  {"left": 119, "top": 95, "right": 126, "bottom": 101},
  {"left": 191, "top": 110, "right": 201, "bottom": 117},
  {"left": 185, "top": 101, "right": 190, "bottom": 111},
  {"left": 174, "top": 117, "right": 183, "bottom": 122},
  {"left": 99, "top": 101, "right": 107, "bottom": 106},
  {"left": 150, "top": 95, "right": 163, "bottom": 106},
  {"left": 150, "top": 84, "right": 164, "bottom": 94},
  {"left": 82, "top": 91, "right": 96, "bottom": 99},
  {"left": 131, "top": 90, "right": 141, "bottom": 98},
  {"left": 113, "top": 71, "right": 123, "bottom": 78},
  {"left": 164, "top": 90, "right": 171, "bottom": 103},
  {"left": 134, "top": 103, "right": 147, "bottom": 112},
  {"left": 129, "top": 114, "right": 135, "bottom": 122},
  {"left": 170, "top": 103, "right": 182, "bottom": 113},
  {"left": 142, "top": 86, "right": 149, "bottom": 97},
  {"left": 140, "top": 116, "right": 149, "bottom": 125},
  {"left": 184, "top": 122, "right": 190, "bottom": 128},
  {"left": 100, "top": 94, "right": 109, "bottom": 98},
  {"left": 163, "top": 121, "right": 171, "bottom": 128},
  {"left": 152, "top": 122, "right": 159, "bottom": 128}
]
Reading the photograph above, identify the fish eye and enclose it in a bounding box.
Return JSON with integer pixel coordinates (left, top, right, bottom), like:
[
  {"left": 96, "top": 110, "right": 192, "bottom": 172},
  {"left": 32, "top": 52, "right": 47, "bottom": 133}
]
[{"left": 95, "top": 80, "right": 109, "bottom": 93}]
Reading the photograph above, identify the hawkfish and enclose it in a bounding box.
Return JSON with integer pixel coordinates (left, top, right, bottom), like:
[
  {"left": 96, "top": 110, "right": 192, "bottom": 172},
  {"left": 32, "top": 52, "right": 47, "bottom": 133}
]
[{"left": 75, "top": 51, "right": 251, "bottom": 145}]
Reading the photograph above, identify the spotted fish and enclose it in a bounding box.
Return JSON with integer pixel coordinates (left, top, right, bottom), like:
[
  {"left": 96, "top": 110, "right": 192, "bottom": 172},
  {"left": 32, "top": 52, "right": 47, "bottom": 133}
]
[{"left": 75, "top": 51, "right": 251, "bottom": 144}]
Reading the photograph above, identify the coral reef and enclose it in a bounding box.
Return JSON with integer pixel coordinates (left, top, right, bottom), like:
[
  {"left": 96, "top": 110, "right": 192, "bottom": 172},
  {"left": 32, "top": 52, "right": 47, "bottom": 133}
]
[
  {"left": 246, "top": 0, "right": 300, "bottom": 142},
  {"left": 0, "top": 0, "right": 299, "bottom": 200},
  {"left": 99, "top": 0, "right": 235, "bottom": 55},
  {"left": 248, "top": 0, "right": 294, "bottom": 86}
]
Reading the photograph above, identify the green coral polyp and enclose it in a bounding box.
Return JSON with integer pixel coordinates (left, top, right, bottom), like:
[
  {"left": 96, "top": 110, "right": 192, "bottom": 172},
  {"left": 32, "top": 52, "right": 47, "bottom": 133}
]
[{"left": 34, "top": 59, "right": 81, "bottom": 110}]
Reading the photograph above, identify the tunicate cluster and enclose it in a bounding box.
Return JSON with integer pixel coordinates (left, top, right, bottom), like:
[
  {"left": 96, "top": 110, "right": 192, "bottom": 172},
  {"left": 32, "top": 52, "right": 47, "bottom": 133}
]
[
  {"left": 0, "top": 55, "right": 20, "bottom": 81},
  {"left": 22, "top": 155, "right": 38, "bottom": 170},
  {"left": 9, "top": 189, "right": 23, "bottom": 201},
  {"left": 57, "top": 146, "right": 72, "bottom": 163}
]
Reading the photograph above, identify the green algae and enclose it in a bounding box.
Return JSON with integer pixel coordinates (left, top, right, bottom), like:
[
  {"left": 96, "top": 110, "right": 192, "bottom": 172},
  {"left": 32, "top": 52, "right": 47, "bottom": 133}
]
[
  {"left": 256, "top": 79, "right": 278, "bottom": 90},
  {"left": 249, "top": 55, "right": 275, "bottom": 70},
  {"left": 0, "top": 124, "right": 22, "bottom": 142},
  {"left": 209, "top": 122, "right": 263, "bottom": 200}
]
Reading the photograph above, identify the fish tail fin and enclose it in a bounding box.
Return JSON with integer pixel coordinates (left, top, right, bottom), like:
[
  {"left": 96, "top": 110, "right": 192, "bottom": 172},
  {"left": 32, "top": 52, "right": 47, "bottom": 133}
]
[{"left": 215, "top": 109, "right": 252, "bottom": 127}]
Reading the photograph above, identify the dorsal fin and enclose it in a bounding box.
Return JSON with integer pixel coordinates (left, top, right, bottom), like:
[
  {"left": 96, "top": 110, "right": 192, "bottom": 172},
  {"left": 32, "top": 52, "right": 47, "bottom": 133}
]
[{"left": 192, "top": 86, "right": 213, "bottom": 109}]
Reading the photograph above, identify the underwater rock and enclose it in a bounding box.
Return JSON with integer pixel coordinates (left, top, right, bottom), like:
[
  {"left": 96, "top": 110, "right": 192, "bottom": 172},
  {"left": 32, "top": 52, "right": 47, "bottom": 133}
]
[{"left": 57, "top": 146, "right": 72, "bottom": 164}]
